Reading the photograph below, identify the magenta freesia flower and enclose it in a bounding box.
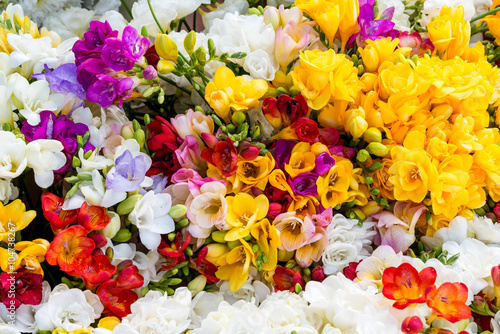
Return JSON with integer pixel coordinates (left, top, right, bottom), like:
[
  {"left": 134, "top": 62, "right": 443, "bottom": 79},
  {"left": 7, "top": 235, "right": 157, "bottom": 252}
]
[
  {"left": 87, "top": 75, "right": 134, "bottom": 108},
  {"left": 0, "top": 269, "right": 43, "bottom": 310},
  {"left": 313, "top": 152, "right": 335, "bottom": 176},
  {"left": 289, "top": 172, "right": 318, "bottom": 196},
  {"left": 350, "top": 0, "right": 395, "bottom": 45}
]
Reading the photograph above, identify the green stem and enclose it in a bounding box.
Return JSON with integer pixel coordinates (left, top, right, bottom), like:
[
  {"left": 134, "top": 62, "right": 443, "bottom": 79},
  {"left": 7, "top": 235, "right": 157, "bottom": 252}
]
[
  {"left": 120, "top": 0, "right": 133, "bottom": 20},
  {"left": 157, "top": 73, "right": 191, "bottom": 94},
  {"left": 471, "top": 6, "right": 500, "bottom": 23},
  {"left": 148, "top": 0, "right": 165, "bottom": 34}
]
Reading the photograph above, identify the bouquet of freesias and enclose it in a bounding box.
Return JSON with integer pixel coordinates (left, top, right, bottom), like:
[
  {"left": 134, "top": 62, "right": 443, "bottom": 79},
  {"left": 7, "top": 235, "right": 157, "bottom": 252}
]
[{"left": 3, "top": 0, "right": 500, "bottom": 333}]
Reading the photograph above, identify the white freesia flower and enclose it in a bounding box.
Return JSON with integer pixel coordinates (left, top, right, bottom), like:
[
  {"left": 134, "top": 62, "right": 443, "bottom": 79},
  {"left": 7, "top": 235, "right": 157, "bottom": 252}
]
[
  {"left": 202, "top": 0, "right": 249, "bottom": 29},
  {"left": 0, "top": 130, "right": 27, "bottom": 179},
  {"left": 475, "top": 0, "right": 493, "bottom": 17},
  {"left": 243, "top": 49, "right": 279, "bottom": 80},
  {"left": 0, "top": 179, "right": 18, "bottom": 204},
  {"left": 129, "top": 190, "right": 175, "bottom": 250},
  {"left": 420, "top": 216, "right": 468, "bottom": 249},
  {"left": 72, "top": 106, "right": 108, "bottom": 150},
  {"left": 377, "top": 0, "right": 410, "bottom": 31},
  {"left": 43, "top": 7, "right": 95, "bottom": 40},
  {"left": 62, "top": 169, "right": 127, "bottom": 210},
  {"left": 99, "top": 10, "right": 128, "bottom": 31},
  {"left": 322, "top": 242, "right": 359, "bottom": 275},
  {"left": 192, "top": 300, "right": 266, "bottom": 334},
  {"left": 492, "top": 310, "right": 500, "bottom": 334},
  {"left": 190, "top": 291, "right": 225, "bottom": 327},
  {"left": 207, "top": 12, "right": 276, "bottom": 69},
  {"left": 7, "top": 34, "right": 77, "bottom": 79},
  {"left": 35, "top": 284, "right": 102, "bottom": 332},
  {"left": 420, "top": 0, "right": 475, "bottom": 26},
  {"left": 77, "top": 148, "right": 114, "bottom": 173},
  {"left": 113, "top": 288, "right": 192, "bottom": 334},
  {"left": 17, "top": 0, "right": 67, "bottom": 24},
  {"left": 355, "top": 245, "right": 403, "bottom": 284},
  {"left": 0, "top": 72, "right": 14, "bottom": 126},
  {"left": 92, "top": 0, "right": 121, "bottom": 15},
  {"left": 10, "top": 74, "right": 57, "bottom": 125},
  {"left": 26, "top": 139, "right": 66, "bottom": 188},
  {"left": 468, "top": 215, "right": 500, "bottom": 244},
  {"left": 219, "top": 273, "right": 270, "bottom": 305},
  {"left": 130, "top": 0, "right": 210, "bottom": 36},
  {"left": 304, "top": 274, "right": 401, "bottom": 334}
]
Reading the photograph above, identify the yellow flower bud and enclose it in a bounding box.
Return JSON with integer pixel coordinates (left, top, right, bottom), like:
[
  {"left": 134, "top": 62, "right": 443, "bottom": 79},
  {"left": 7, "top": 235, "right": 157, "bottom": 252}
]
[
  {"left": 184, "top": 31, "right": 196, "bottom": 55},
  {"left": 366, "top": 142, "right": 390, "bottom": 157},
  {"left": 155, "top": 33, "right": 178, "bottom": 63},
  {"left": 278, "top": 249, "right": 295, "bottom": 262},
  {"left": 363, "top": 127, "right": 382, "bottom": 143},
  {"left": 157, "top": 59, "right": 176, "bottom": 74},
  {"left": 100, "top": 211, "right": 121, "bottom": 239},
  {"left": 188, "top": 275, "right": 207, "bottom": 294},
  {"left": 169, "top": 204, "right": 187, "bottom": 219}
]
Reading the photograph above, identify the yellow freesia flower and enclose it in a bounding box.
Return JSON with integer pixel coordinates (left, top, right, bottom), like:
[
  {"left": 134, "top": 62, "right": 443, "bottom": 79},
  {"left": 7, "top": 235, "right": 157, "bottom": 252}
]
[
  {"left": 214, "top": 239, "right": 255, "bottom": 291},
  {"left": 0, "top": 199, "right": 36, "bottom": 243},
  {"left": 0, "top": 239, "right": 49, "bottom": 275},
  {"left": 358, "top": 37, "right": 410, "bottom": 73},
  {"left": 285, "top": 144, "right": 316, "bottom": 178},
  {"left": 0, "top": 10, "right": 60, "bottom": 54},
  {"left": 388, "top": 147, "right": 439, "bottom": 203},
  {"left": 473, "top": 144, "right": 500, "bottom": 201},
  {"left": 295, "top": 0, "right": 359, "bottom": 51},
  {"left": 205, "top": 66, "right": 268, "bottom": 122},
  {"left": 250, "top": 219, "right": 281, "bottom": 271},
  {"left": 232, "top": 153, "right": 275, "bottom": 193},
  {"left": 431, "top": 155, "right": 473, "bottom": 219},
  {"left": 316, "top": 159, "right": 353, "bottom": 208},
  {"left": 224, "top": 193, "right": 269, "bottom": 241},
  {"left": 98, "top": 317, "right": 121, "bottom": 331},
  {"left": 291, "top": 49, "right": 361, "bottom": 110},
  {"left": 427, "top": 6, "right": 470, "bottom": 60}
]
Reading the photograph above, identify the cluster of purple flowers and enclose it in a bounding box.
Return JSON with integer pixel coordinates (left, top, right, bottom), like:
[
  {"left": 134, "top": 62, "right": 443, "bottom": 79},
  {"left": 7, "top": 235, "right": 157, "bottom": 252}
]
[
  {"left": 73, "top": 22, "right": 150, "bottom": 108},
  {"left": 21, "top": 110, "right": 94, "bottom": 184}
]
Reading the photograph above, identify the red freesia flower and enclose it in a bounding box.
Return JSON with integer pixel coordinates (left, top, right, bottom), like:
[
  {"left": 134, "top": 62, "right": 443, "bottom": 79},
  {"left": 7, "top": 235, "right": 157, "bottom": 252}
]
[
  {"left": 382, "top": 263, "right": 437, "bottom": 309},
  {"left": 45, "top": 225, "right": 95, "bottom": 272},
  {"left": 425, "top": 282, "right": 471, "bottom": 323},
  {"left": 291, "top": 118, "right": 319, "bottom": 143},
  {"left": 78, "top": 202, "right": 111, "bottom": 231},
  {"left": 158, "top": 233, "right": 191, "bottom": 270},
  {"left": 41, "top": 193, "right": 78, "bottom": 233},
  {"left": 189, "top": 247, "right": 219, "bottom": 284},
  {"left": 273, "top": 266, "right": 305, "bottom": 292},
  {"left": 75, "top": 254, "right": 117, "bottom": 289},
  {"left": 96, "top": 265, "right": 144, "bottom": 318},
  {"left": 343, "top": 261, "right": 361, "bottom": 281},
  {"left": 202, "top": 137, "right": 238, "bottom": 177},
  {"left": 401, "top": 316, "right": 423, "bottom": 334},
  {"left": 0, "top": 269, "right": 43, "bottom": 310},
  {"left": 262, "top": 94, "right": 308, "bottom": 130},
  {"left": 311, "top": 266, "right": 325, "bottom": 282},
  {"left": 146, "top": 116, "right": 181, "bottom": 177}
]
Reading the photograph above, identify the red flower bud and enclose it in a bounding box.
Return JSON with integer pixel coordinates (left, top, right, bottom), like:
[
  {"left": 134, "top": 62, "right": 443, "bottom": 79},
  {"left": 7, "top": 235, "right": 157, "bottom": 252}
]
[
  {"left": 401, "top": 316, "right": 423, "bottom": 334},
  {"left": 291, "top": 118, "right": 319, "bottom": 143},
  {"left": 311, "top": 266, "right": 325, "bottom": 282}
]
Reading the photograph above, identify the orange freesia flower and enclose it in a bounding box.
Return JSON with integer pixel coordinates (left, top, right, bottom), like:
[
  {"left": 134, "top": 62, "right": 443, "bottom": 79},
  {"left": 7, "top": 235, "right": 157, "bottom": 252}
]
[
  {"left": 78, "top": 202, "right": 111, "bottom": 231},
  {"left": 382, "top": 262, "right": 437, "bottom": 309},
  {"left": 45, "top": 225, "right": 95, "bottom": 272},
  {"left": 425, "top": 282, "right": 471, "bottom": 323},
  {"left": 41, "top": 193, "right": 78, "bottom": 233}
]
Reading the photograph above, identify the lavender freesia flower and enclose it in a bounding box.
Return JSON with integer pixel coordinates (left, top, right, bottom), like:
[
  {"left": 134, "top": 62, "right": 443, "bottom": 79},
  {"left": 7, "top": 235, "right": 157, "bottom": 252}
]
[
  {"left": 289, "top": 172, "right": 318, "bottom": 196},
  {"left": 32, "top": 64, "right": 86, "bottom": 100},
  {"left": 106, "top": 149, "right": 150, "bottom": 192}
]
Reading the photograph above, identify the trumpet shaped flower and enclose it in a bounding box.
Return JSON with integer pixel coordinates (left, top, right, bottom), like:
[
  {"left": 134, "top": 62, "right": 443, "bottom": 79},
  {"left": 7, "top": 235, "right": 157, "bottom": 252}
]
[
  {"left": 0, "top": 199, "right": 36, "bottom": 243},
  {"left": 224, "top": 193, "right": 269, "bottom": 241},
  {"left": 205, "top": 66, "right": 268, "bottom": 122},
  {"left": 425, "top": 282, "right": 471, "bottom": 323},
  {"left": 382, "top": 262, "right": 437, "bottom": 309}
]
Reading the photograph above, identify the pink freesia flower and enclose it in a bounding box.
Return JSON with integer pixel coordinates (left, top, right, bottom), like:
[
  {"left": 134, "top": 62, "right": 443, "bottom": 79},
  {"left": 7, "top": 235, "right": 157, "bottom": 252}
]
[
  {"left": 372, "top": 201, "right": 427, "bottom": 253},
  {"left": 295, "top": 223, "right": 328, "bottom": 267},
  {"left": 175, "top": 135, "right": 207, "bottom": 173},
  {"left": 275, "top": 21, "right": 312, "bottom": 70},
  {"left": 273, "top": 211, "right": 315, "bottom": 251}
]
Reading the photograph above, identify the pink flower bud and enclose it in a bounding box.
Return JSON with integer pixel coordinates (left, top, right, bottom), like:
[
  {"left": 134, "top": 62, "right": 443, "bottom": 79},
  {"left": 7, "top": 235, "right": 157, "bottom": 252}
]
[
  {"left": 200, "top": 132, "right": 219, "bottom": 149},
  {"left": 143, "top": 65, "right": 157, "bottom": 80},
  {"left": 401, "top": 316, "right": 423, "bottom": 334}
]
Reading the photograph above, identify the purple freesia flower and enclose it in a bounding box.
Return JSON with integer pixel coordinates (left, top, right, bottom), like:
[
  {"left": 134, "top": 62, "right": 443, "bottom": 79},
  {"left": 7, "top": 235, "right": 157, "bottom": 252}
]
[
  {"left": 73, "top": 21, "right": 117, "bottom": 66},
  {"left": 87, "top": 75, "right": 134, "bottom": 108},
  {"left": 272, "top": 139, "right": 297, "bottom": 170},
  {"left": 122, "top": 25, "right": 150, "bottom": 62},
  {"left": 329, "top": 146, "right": 356, "bottom": 160},
  {"left": 350, "top": 0, "right": 395, "bottom": 44},
  {"left": 289, "top": 172, "right": 318, "bottom": 196},
  {"left": 313, "top": 153, "right": 335, "bottom": 176},
  {"left": 20, "top": 110, "right": 94, "bottom": 183},
  {"left": 32, "top": 64, "right": 86, "bottom": 100},
  {"left": 101, "top": 38, "right": 134, "bottom": 72},
  {"left": 106, "top": 150, "right": 150, "bottom": 192}
]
